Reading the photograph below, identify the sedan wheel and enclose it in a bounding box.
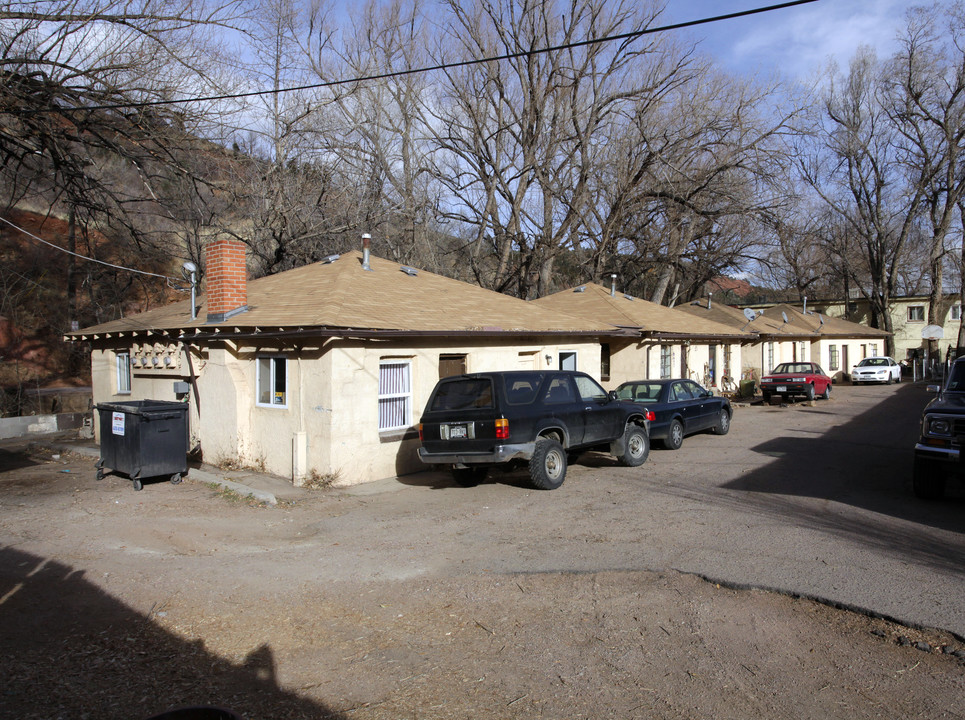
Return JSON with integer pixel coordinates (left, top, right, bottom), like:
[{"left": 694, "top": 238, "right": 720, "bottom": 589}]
[
  {"left": 712, "top": 409, "right": 730, "bottom": 435},
  {"left": 821, "top": 383, "right": 831, "bottom": 400},
  {"left": 663, "top": 419, "right": 684, "bottom": 450},
  {"left": 805, "top": 384, "right": 816, "bottom": 401}
]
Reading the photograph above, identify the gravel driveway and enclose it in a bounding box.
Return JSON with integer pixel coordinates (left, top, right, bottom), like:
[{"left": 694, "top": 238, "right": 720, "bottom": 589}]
[{"left": 2, "top": 381, "right": 964, "bottom": 719}]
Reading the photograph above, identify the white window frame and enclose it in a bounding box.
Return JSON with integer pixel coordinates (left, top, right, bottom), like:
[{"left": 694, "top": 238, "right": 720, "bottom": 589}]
[
  {"left": 766, "top": 342, "right": 775, "bottom": 373},
  {"left": 951, "top": 305, "right": 961, "bottom": 321},
  {"left": 379, "top": 359, "right": 412, "bottom": 432},
  {"left": 116, "top": 351, "right": 131, "bottom": 395},
  {"left": 256, "top": 355, "right": 288, "bottom": 408},
  {"left": 907, "top": 305, "right": 925, "bottom": 322},
  {"left": 659, "top": 345, "right": 672, "bottom": 379}
]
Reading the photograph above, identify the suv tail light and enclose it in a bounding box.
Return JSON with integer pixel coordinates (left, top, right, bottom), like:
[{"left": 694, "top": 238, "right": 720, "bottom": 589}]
[
  {"left": 495, "top": 418, "right": 509, "bottom": 439},
  {"left": 418, "top": 423, "right": 424, "bottom": 441},
  {"left": 644, "top": 410, "right": 656, "bottom": 422}
]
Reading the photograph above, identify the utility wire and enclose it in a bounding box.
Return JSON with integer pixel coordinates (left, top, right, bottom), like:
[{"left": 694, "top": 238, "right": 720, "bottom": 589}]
[
  {"left": 0, "top": 214, "right": 178, "bottom": 281},
  {"left": 36, "top": 0, "right": 818, "bottom": 114}
]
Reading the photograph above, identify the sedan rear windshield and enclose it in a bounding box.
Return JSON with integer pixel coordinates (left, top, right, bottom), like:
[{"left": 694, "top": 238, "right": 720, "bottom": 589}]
[{"left": 430, "top": 378, "right": 494, "bottom": 411}]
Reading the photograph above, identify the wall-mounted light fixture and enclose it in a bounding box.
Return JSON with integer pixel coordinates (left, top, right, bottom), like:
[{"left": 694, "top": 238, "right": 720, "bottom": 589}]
[
  {"left": 182, "top": 261, "right": 198, "bottom": 320},
  {"left": 545, "top": 353, "right": 553, "bottom": 366}
]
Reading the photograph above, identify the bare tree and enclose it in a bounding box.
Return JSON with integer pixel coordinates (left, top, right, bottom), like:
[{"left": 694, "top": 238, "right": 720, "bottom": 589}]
[
  {"left": 431, "top": 0, "right": 665, "bottom": 299},
  {"left": 799, "top": 47, "right": 927, "bottom": 355},
  {"left": 885, "top": 4, "right": 965, "bottom": 350}
]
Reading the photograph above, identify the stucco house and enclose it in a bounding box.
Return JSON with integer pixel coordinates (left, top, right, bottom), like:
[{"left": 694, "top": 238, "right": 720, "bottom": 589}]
[
  {"left": 532, "top": 283, "right": 753, "bottom": 391},
  {"left": 68, "top": 239, "right": 635, "bottom": 485},
  {"left": 680, "top": 300, "right": 891, "bottom": 383},
  {"left": 803, "top": 294, "right": 961, "bottom": 365}
]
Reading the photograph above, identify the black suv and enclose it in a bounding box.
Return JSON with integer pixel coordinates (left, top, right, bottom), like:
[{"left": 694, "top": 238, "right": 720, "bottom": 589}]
[
  {"left": 417, "top": 370, "right": 651, "bottom": 490},
  {"left": 914, "top": 357, "right": 965, "bottom": 499}
]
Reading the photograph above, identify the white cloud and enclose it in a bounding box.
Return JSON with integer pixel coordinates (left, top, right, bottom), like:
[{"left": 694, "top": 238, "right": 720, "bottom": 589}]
[{"left": 675, "top": 0, "right": 928, "bottom": 80}]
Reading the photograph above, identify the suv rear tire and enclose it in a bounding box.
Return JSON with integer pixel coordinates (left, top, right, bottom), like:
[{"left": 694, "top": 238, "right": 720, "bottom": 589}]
[{"left": 529, "top": 437, "right": 567, "bottom": 490}]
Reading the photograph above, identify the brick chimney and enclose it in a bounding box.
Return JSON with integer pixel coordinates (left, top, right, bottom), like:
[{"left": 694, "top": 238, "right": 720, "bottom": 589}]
[{"left": 204, "top": 239, "right": 248, "bottom": 323}]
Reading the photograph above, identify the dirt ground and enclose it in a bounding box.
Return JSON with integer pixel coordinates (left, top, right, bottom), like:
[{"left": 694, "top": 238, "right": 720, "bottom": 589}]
[{"left": 2, "top": 392, "right": 965, "bottom": 720}]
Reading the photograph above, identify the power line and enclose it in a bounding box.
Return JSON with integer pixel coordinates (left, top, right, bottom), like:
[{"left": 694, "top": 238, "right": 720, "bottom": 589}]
[
  {"left": 0, "top": 214, "right": 177, "bottom": 281},
  {"left": 32, "top": 0, "right": 819, "bottom": 115}
]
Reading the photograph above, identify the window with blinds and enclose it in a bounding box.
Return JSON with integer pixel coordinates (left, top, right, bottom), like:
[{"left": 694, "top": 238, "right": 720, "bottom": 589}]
[{"left": 379, "top": 360, "right": 412, "bottom": 431}]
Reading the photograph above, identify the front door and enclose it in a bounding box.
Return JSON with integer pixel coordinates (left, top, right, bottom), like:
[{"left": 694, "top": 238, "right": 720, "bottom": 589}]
[{"left": 842, "top": 345, "right": 850, "bottom": 380}]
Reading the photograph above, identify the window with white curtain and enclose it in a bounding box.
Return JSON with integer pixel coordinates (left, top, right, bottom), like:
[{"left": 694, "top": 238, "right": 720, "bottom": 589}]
[
  {"left": 379, "top": 359, "right": 412, "bottom": 431},
  {"left": 116, "top": 352, "right": 131, "bottom": 394}
]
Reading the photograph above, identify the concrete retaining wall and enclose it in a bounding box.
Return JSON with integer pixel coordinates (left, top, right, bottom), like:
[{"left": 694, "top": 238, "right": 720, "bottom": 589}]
[{"left": 0, "top": 412, "right": 89, "bottom": 440}]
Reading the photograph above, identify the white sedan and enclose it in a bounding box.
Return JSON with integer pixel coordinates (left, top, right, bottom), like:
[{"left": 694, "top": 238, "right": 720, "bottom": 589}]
[{"left": 851, "top": 356, "right": 902, "bottom": 384}]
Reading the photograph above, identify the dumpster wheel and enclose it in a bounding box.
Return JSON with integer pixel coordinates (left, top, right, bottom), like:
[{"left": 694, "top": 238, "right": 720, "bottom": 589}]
[
  {"left": 132, "top": 479, "right": 143, "bottom": 491},
  {"left": 170, "top": 473, "right": 183, "bottom": 485}
]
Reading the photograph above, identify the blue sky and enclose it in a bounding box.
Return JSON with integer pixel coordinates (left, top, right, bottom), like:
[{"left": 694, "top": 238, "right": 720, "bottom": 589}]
[{"left": 667, "top": 0, "right": 922, "bottom": 81}]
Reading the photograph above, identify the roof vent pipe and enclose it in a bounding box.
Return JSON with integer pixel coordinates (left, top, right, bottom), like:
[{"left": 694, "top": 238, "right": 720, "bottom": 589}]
[
  {"left": 362, "top": 233, "right": 372, "bottom": 271},
  {"left": 708, "top": 292, "right": 712, "bottom": 310},
  {"left": 803, "top": 296, "right": 807, "bottom": 315},
  {"left": 610, "top": 274, "right": 617, "bottom": 297}
]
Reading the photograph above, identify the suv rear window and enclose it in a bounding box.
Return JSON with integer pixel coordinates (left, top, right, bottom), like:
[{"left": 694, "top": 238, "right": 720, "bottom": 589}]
[
  {"left": 430, "top": 378, "right": 494, "bottom": 411},
  {"left": 502, "top": 373, "right": 544, "bottom": 405}
]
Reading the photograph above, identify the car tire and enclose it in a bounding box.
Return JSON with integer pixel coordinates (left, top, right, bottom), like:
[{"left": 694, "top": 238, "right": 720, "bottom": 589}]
[
  {"left": 805, "top": 384, "right": 816, "bottom": 401},
  {"left": 913, "top": 458, "right": 945, "bottom": 500},
  {"left": 617, "top": 425, "right": 650, "bottom": 467},
  {"left": 451, "top": 466, "right": 488, "bottom": 487},
  {"left": 821, "top": 383, "right": 831, "bottom": 400},
  {"left": 712, "top": 409, "right": 730, "bottom": 435},
  {"left": 663, "top": 419, "right": 684, "bottom": 450},
  {"left": 529, "top": 437, "right": 567, "bottom": 490}
]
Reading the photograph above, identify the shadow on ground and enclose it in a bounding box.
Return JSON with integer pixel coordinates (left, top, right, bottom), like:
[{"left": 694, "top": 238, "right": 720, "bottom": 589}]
[{"left": 0, "top": 546, "right": 343, "bottom": 720}]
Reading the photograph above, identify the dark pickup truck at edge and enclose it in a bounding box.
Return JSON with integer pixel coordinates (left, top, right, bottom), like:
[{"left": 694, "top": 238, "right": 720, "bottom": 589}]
[
  {"left": 417, "top": 370, "right": 652, "bottom": 490},
  {"left": 914, "top": 355, "right": 965, "bottom": 499}
]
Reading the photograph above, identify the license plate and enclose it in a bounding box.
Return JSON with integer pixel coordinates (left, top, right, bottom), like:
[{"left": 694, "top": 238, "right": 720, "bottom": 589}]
[
  {"left": 776, "top": 386, "right": 787, "bottom": 392},
  {"left": 449, "top": 424, "right": 468, "bottom": 439}
]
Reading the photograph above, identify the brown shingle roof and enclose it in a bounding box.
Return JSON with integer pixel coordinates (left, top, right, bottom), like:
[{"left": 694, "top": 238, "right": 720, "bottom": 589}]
[
  {"left": 678, "top": 300, "right": 891, "bottom": 340},
  {"left": 67, "top": 252, "right": 620, "bottom": 339},
  {"left": 533, "top": 284, "right": 754, "bottom": 339}
]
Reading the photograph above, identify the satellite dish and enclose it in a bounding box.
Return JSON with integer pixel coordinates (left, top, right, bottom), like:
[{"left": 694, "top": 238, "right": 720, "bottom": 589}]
[
  {"left": 781, "top": 311, "right": 789, "bottom": 324},
  {"left": 743, "top": 308, "right": 756, "bottom": 322},
  {"left": 922, "top": 324, "right": 944, "bottom": 340}
]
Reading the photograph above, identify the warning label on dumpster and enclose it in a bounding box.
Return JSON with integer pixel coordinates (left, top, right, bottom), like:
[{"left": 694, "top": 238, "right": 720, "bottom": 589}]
[{"left": 111, "top": 412, "right": 125, "bottom": 435}]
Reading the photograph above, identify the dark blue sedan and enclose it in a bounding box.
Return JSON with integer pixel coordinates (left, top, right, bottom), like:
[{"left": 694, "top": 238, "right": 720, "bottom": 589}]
[{"left": 614, "top": 379, "right": 732, "bottom": 450}]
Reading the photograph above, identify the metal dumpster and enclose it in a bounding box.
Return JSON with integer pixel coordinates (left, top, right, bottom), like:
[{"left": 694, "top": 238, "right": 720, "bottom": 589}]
[{"left": 95, "top": 400, "right": 189, "bottom": 491}]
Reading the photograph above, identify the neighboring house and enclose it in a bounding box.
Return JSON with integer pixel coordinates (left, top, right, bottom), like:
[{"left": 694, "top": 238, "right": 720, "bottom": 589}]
[
  {"left": 802, "top": 294, "right": 961, "bottom": 364},
  {"left": 532, "top": 283, "right": 753, "bottom": 391},
  {"left": 67, "top": 239, "right": 633, "bottom": 486}
]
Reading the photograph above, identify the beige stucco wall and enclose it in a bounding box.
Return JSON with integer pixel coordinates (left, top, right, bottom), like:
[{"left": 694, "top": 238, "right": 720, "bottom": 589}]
[
  {"left": 605, "top": 340, "right": 742, "bottom": 391},
  {"left": 742, "top": 339, "right": 808, "bottom": 380}
]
